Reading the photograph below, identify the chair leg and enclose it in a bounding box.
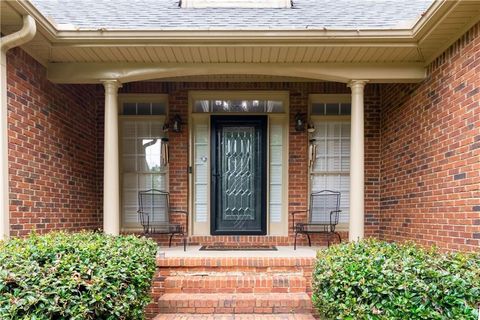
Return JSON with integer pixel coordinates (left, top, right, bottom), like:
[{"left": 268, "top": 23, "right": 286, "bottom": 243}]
[
  {"left": 307, "top": 233, "right": 311, "bottom": 247},
  {"left": 183, "top": 234, "right": 187, "bottom": 252},
  {"left": 327, "top": 234, "right": 331, "bottom": 248},
  {"left": 168, "top": 233, "right": 175, "bottom": 248},
  {"left": 335, "top": 232, "right": 342, "bottom": 243},
  {"left": 294, "top": 231, "right": 298, "bottom": 250}
]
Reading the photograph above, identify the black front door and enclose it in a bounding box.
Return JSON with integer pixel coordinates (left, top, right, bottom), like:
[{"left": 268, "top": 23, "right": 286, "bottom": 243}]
[{"left": 211, "top": 116, "right": 267, "bottom": 235}]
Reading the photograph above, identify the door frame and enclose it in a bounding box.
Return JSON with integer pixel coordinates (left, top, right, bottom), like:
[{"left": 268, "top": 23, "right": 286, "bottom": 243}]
[
  {"left": 188, "top": 91, "right": 290, "bottom": 237},
  {"left": 210, "top": 115, "right": 268, "bottom": 235}
]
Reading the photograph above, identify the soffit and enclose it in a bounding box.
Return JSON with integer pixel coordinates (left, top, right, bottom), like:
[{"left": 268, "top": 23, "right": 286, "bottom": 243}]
[{"left": 416, "top": 0, "right": 480, "bottom": 63}]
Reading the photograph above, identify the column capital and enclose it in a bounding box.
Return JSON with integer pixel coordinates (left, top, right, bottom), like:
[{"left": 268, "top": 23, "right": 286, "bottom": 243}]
[
  {"left": 101, "top": 79, "right": 122, "bottom": 91},
  {"left": 347, "top": 80, "right": 369, "bottom": 89}
]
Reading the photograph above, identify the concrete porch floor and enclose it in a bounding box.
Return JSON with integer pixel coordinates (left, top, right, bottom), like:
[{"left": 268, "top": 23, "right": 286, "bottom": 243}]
[{"left": 158, "top": 246, "right": 323, "bottom": 258}]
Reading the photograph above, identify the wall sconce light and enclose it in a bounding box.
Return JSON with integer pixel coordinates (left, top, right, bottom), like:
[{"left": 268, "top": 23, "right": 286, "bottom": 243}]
[
  {"left": 307, "top": 122, "right": 315, "bottom": 133},
  {"left": 171, "top": 114, "right": 182, "bottom": 132},
  {"left": 163, "top": 114, "right": 183, "bottom": 133},
  {"left": 295, "top": 112, "right": 306, "bottom": 132}
]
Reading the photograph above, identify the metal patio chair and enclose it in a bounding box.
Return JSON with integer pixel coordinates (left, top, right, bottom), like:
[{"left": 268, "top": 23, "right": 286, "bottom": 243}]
[
  {"left": 137, "top": 189, "right": 188, "bottom": 251},
  {"left": 291, "top": 190, "right": 342, "bottom": 250}
]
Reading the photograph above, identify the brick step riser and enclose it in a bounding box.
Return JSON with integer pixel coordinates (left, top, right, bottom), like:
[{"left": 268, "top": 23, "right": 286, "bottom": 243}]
[
  {"left": 164, "top": 276, "right": 307, "bottom": 294},
  {"left": 158, "top": 294, "right": 312, "bottom": 314},
  {"left": 158, "top": 306, "right": 312, "bottom": 314},
  {"left": 156, "top": 257, "right": 316, "bottom": 269},
  {"left": 154, "top": 314, "right": 317, "bottom": 320},
  {"left": 160, "top": 267, "right": 311, "bottom": 274},
  {"left": 159, "top": 270, "right": 313, "bottom": 290}
]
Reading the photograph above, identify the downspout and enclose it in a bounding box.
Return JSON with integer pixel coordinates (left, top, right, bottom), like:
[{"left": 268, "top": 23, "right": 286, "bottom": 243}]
[{"left": 0, "top": 15, "right": 36, "bottom": 240}]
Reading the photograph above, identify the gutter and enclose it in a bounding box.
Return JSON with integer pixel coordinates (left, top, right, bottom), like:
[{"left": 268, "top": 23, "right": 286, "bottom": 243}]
[{"left": 0, "top": 15, "right": 37, "bottom": 240}]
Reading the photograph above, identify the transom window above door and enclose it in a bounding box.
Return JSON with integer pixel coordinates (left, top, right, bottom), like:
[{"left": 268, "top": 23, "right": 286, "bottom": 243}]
[
  {"left": 190, "top": 92, "right": 288, "bottom": 114},
  {"left": 194, "top": 100, "right": 284, "bottom": 113}
]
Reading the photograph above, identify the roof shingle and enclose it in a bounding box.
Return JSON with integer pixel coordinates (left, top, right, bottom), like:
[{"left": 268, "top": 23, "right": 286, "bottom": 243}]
[{"left": 31, "top": 0, "right": 434, "bottom": 31}]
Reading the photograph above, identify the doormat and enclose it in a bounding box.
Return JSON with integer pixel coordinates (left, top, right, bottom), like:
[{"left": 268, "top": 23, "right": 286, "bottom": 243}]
[{"left": 199, "top": 245, "right": 278, "bottom": 251}]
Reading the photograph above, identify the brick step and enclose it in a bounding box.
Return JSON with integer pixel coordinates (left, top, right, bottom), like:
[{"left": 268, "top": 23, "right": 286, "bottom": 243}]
[
  {"left": 157, "top": 257, "right": 316, "bottom": 269},
  {"left": 158, "top": 293, "right": 312, "bottom": 314},
  {"left": 154, "top": 314, "right": 317, "bottom": 320},
  {"left": 164, "top": 275, "right": 307, "bottom": 293}
]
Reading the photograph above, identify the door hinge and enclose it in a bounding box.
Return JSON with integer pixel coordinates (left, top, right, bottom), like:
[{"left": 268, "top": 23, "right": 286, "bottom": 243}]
[{"left": 188, "top": 166, "right": 192, "bottom": 174}]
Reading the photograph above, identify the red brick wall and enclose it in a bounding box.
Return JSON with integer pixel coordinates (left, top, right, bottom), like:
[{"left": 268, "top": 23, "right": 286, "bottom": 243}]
[
  {"left": 379, "top": 22, "right": 480, "bottom": 251},
  {"left": 117, "top": 82, "right": 382, "bottom": 245},
  {"left": 7, "top": 48, "right": 102, "bottom": 236}
]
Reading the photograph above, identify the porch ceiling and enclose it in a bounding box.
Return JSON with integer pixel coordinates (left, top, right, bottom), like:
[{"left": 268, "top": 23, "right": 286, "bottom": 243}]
[{"left": 2, "top": 0, "right": 480, "bottom": 82}]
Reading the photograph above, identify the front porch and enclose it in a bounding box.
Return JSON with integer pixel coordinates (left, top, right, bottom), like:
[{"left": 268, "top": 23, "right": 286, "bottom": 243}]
[{"left": 102, "top": 79, "right": 380, "bottom": 248}]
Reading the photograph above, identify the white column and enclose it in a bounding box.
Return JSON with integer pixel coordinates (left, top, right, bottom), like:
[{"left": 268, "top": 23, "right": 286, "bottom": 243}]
[
  {"left": 348, "top": 80, "right": 368, "bottom": 241},
  {"left": 102, "top": 80, "right": 121, "bottom": 235}
]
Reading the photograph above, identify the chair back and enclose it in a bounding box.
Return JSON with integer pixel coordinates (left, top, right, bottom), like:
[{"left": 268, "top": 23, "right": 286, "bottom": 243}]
[
  {"left": 309, "top": 190, "right": 341, "bottom": 225},
  {"left": 138, "top": 189, "right": 170, "bottom": 226}
]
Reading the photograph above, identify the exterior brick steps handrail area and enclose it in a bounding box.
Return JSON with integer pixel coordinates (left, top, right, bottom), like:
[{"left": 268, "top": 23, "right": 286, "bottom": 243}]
[{"left": 147, "top": 256, "right": 316, "bottom": 319}]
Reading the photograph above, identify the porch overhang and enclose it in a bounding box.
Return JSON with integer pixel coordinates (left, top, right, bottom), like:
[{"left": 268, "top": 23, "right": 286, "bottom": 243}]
[
  {"left": 2, "top": 0, "right": 480, "bottom": 71},
  {"left": 46, "top": 62, "right": 426, "bottom": 84}
]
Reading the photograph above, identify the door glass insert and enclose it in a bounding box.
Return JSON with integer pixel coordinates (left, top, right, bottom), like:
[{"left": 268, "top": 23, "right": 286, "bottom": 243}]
[{"left": 221, "top": 127, "right": 256, "bottom": 221}]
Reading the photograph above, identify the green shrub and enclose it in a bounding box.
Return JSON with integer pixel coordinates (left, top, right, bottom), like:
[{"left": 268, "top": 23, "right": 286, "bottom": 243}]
[
  {"left": 0, "top": 231, "right": 157, "bottom": 320},
  {"left": 312, "top": 239, "right": 480, "bottom": 320}
]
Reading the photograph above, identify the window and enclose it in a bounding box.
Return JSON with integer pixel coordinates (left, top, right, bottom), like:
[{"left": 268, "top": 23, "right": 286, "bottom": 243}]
[
  {"left": 119, "top": 95, "right": 168, "bottom": 228},
  {"left": 190, "top": 92, "right": 288, "bottom": 115},
  {"left": 193, "top": 100, "right": 284, "bottom": 113},
  {"left": 311, "top": 102, "right": 351, "bottom": 116},
  {"left": 122, "top": 102, "right": 166, "bottom": 116},
  {"left": 309, "top": 94, "right": 350, "bottom": 225}
]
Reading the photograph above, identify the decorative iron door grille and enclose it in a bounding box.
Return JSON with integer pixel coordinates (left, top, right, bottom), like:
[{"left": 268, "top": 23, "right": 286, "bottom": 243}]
[{"left": 211, "top": 116, "right": 267, "bottom": 235}]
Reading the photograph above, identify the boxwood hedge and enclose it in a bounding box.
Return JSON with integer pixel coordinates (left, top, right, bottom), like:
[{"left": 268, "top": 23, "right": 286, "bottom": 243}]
[
  {"left": 0, "top": 231, "right": 157, "bottom": 320},
  {"left": 312, "top": 239, "right": 480, "bottom": 320}
]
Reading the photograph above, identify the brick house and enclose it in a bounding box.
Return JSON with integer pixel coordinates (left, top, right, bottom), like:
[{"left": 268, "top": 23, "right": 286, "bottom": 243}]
[{"left": 1, "top": 1, "right": 479, "bottom": 251}]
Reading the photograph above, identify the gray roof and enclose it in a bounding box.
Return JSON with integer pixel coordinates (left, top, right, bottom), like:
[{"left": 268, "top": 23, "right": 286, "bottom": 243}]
[{"left": 31, "top": 0, "right": 434, "bottom": 31}]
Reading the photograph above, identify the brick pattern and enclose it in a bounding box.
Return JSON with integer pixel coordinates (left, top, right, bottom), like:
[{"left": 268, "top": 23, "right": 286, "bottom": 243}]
[
  {"left": 154, "top": 314, "right": 316, "bottom": 320},
  {"left": 117, "top": 82, "right": 382, "bottom": 246},
  {"left": 158, "top": 293, "right": 311, "bottom": 314},
  {"left": 146, "top": 256, "right": 316, "bottom": 319},
  {"left": 6, "top": 48, "right": 102, "bottom": 235},
  {"left": 164, "top": 275, "right": 307, "bottom": 294},
  {"left": 379, "top": 22, "right": 480, "bottom": 251}
]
